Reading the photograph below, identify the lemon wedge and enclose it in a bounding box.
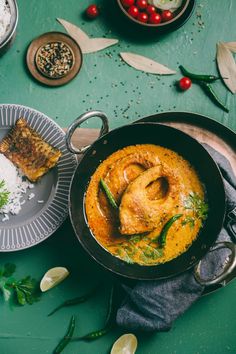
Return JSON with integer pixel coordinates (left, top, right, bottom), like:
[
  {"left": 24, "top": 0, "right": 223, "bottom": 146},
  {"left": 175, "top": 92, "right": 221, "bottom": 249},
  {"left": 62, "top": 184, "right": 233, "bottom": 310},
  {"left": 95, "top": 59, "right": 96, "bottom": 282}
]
[
  {"left": 110, "top": 333, "right": 138, "bottom": 354},
  {"left": 40, "top": 267, "right": 69, "bottom": 292}
]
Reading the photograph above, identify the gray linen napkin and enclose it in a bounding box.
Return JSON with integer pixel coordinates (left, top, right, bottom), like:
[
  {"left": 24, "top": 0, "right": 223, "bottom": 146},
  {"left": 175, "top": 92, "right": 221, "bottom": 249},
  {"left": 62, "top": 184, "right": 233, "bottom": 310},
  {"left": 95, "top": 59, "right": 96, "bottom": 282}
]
[{"left": 116, "top": 144, "right": 236, "bottom": 332}]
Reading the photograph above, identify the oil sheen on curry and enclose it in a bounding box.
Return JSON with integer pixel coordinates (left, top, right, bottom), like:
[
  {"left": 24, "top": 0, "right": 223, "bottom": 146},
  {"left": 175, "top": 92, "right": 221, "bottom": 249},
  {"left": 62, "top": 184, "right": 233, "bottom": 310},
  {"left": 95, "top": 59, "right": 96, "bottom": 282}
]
[{"left": 85, "top": 144, "right": 208, "bottom": 266}]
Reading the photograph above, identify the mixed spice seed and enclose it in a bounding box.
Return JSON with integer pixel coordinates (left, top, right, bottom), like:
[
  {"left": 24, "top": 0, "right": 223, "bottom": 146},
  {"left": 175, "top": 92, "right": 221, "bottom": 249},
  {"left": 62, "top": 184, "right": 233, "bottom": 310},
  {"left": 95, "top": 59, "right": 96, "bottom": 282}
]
[{"left": 35, "top": 41, "right": 74, "bottom": 79}]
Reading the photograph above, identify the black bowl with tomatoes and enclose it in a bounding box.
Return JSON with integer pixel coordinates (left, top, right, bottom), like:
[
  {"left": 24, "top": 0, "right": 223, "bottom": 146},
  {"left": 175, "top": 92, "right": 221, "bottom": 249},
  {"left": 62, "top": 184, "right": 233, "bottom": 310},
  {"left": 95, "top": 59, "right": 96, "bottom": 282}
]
[{"left": 116, "top": 0, "right": 196, "bottom": 33}]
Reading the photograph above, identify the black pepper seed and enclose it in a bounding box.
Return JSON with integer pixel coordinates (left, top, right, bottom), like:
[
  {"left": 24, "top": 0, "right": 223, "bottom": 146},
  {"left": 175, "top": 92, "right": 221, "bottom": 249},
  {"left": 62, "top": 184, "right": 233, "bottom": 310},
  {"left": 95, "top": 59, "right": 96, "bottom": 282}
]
[{"left": 36, "top": 41, "right": 74, "bottom": 79}]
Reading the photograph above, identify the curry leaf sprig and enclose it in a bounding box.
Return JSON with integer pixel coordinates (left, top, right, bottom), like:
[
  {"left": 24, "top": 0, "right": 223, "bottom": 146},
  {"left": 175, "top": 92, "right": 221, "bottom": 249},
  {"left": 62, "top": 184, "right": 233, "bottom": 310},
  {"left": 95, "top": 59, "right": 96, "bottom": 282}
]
[
  {"left": 0, "top": 263, "right": 40, "bottom": 306},
  {"left": 0, "top": 179, "right": 10, "bottom": 209}
]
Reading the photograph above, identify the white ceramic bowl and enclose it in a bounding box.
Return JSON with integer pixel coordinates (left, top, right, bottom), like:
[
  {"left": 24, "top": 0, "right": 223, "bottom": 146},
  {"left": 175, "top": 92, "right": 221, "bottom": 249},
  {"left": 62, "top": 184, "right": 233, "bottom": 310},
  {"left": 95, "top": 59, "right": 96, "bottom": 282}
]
[{"left": 0, "top": 0, "right": 18, "bottom": 56}]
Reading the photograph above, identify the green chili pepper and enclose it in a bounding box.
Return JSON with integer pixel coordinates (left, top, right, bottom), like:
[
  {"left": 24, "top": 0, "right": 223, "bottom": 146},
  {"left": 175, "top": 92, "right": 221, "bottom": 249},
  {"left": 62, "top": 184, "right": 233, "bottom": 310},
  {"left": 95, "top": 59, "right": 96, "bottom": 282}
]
[
  {"left": 100, "top": 179, "right": 118, "bottom": 209},
  {"left": 200, "top": 81, "right": 229, "bottom": 113},
  {"left": 153, "top": 214, "right": 183, "bottom": 247},
  {"left": 48, "top": 286, "right": 99, "bottom": 316},
  {"left": 78, "top": 326, "right": 112, "bottom": 341},
  {"left": 73, "top": 284, "right": 119, "bottom": 341},
  {"left": 53, "top": 315, "right": 75, "bottom": 354},
  {"left": 179, "top": 65, "right": 222, "bottom": 83}
]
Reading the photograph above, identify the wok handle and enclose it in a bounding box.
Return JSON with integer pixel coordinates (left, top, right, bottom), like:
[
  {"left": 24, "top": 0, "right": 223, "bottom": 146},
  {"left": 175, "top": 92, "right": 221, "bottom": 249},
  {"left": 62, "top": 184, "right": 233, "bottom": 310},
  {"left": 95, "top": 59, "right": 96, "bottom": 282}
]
[
  {"left": 194, "top": 242, "right": 236, "bottom": 286},
  {"left": 65, "top": 110, "right": 109, "bottom": 154}
]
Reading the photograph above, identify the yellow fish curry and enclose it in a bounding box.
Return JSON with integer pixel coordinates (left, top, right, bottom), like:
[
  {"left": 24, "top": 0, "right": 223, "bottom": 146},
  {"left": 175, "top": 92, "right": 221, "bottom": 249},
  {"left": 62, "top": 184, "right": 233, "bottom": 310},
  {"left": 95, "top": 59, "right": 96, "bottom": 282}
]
[{"left": 85, "top": 144, "right": 208, "bottom": 266}]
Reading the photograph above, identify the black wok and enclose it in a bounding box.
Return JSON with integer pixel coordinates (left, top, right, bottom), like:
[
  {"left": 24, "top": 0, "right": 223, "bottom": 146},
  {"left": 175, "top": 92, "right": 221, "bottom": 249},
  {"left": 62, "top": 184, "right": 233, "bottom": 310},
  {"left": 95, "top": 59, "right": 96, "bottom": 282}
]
[{"left": 66, "top": 111, "right": 236, "bottom": 282}]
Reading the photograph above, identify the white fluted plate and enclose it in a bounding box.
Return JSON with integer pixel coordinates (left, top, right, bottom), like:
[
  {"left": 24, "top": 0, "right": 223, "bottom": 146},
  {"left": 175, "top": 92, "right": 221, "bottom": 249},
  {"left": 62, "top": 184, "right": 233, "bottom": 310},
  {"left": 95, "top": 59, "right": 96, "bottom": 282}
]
[{"left": 0, "top": 104, "right": 77, "bottom": 251}]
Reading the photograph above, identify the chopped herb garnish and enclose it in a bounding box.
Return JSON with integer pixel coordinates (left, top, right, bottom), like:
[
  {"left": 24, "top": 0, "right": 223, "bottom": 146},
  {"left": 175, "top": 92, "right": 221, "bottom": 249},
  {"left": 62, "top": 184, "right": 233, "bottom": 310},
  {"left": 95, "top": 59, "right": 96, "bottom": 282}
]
[
  {"left": 182, "top": 216, "right": 195, "bottom": 229},
  {"left": 141, "top": 244, "right": 163, "bottom": 260},
  {"left": 184, "top": 192, "right": 208, "bottom": 222},
  {"left": 0, "top": 179, "right": 10, "bottom": 209}
]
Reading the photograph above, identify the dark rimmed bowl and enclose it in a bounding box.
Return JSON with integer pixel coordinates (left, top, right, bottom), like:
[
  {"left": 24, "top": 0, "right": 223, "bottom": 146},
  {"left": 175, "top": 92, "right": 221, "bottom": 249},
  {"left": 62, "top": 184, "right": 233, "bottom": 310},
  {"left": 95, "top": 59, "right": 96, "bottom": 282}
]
[
  {"left": 116, "top": 0, "right": 195, "bottom": 33},
  {"left": 0, "top": 0, "right": 18, "bottom": 56},
  {"left": 66, "top": 112, "right": 226, "bottom": 281}
]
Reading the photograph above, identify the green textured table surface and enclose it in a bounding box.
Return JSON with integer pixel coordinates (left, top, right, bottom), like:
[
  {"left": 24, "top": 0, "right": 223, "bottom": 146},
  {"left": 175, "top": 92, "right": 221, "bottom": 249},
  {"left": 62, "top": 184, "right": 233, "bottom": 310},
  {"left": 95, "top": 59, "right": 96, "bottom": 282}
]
[{"left": 0, "top": 0, "right": 236, "bottom": 353}]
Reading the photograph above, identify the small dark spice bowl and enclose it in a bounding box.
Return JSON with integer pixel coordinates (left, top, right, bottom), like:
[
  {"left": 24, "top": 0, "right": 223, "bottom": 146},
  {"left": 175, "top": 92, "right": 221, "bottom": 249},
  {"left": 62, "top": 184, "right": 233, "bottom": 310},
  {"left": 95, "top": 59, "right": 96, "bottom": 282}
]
[
  {"left": 116, "top": 0, "right": 195, "bottom": 33},
  {"left": 0, "top": 0, "right": 18, "bottom": 56}
]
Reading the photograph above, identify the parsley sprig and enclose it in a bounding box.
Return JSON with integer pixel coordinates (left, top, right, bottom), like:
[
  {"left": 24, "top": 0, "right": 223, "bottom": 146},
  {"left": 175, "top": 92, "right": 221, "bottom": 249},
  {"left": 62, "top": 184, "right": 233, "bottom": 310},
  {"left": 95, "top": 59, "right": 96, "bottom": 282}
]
[
  {"left": 0, "top": 263, "right": 40, "bottom": 306},
  {"left": 0, "top": 179, "right": 10, "bottom": 209}
]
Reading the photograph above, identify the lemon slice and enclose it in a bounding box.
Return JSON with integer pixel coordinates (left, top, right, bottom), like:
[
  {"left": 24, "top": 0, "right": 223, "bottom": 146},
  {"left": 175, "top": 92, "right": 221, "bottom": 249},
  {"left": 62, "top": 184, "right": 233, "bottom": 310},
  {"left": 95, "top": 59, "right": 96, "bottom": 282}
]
[
  {"left": 40, "top": 267, "right": 69, "bottom": 292},
  {"left": 110, "top": 334, "right": 138, "bottom": 354}
]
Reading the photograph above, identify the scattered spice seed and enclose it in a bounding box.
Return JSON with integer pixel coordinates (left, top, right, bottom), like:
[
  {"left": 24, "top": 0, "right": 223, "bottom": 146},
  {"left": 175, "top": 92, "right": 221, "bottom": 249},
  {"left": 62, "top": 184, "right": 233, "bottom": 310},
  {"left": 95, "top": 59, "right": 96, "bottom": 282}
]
[
  {"left": 53, "top": 315, "right": 75, "bottom": 354},
  {"left": 36, "top": 41, "right": 74, "bottom": 79}
]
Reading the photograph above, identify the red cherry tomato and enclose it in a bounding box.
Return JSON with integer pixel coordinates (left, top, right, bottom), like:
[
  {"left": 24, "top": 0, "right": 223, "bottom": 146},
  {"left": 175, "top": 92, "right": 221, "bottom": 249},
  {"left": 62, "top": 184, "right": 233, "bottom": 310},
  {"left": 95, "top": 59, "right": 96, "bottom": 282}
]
[
  {"left": 121, "top": 0, "right": 135, "bottom": 8},
  {"left": 146, "top": 5, "right": 156, "bottom": 15},
  {"left": 149, "top": 12, "right": 162, "bottom": 24},
  {"left": 137, "top": 12, "right": 148, "bottom": 23},
  {"left": 136, "top": 0, "right": 148, "bottom": 10},
  {"left": 162, "top": 10, "right": 174, "bottom": 22},
  {"left": 128, "top": 5, "right": 139, "bottom": 18},
  {"left": 86, "top": 4, "right": 99, "bottom": 19},
  {"left": 179, "top": 77, "right": 192, "bottom": 91}
]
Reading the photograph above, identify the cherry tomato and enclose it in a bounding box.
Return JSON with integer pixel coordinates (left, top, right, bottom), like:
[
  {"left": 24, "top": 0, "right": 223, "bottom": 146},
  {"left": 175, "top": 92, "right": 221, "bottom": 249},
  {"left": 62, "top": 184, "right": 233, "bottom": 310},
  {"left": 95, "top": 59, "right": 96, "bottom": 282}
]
[
  {"left": 137, "top": 12, "right": 148, "bottom": 23},
  {"left": 179, "top": 77, "right": 192, "bottom": 91},
  {"left": 128, "top": 5, "right": 139, "bottom": 18},
  {"left": 146, "top": 5, "right": 156, "bottom": 15},
  {"left": 162, "top": 10, "right": 174, "bottom": 22},
  {"left": 121, "top": 0, "right": 135, "bottom": 8},
  {"left": 86, "top": 4, "right": 99, "bottom": 19},
  {"left": 136, "top": 0, "right": 148, "bottom": 10},
  {"left": 149, "top": 12, "right": 162, "bottom": 24}
]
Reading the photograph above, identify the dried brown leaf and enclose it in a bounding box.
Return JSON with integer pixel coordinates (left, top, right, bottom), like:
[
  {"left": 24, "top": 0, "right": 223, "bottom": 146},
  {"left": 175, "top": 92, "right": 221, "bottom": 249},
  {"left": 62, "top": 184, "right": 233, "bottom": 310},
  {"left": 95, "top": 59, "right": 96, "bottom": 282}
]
[
  {"left": 57, "top": 18, "right": 118, "bottom": 54},
  {"left": 120, "top": 52, "right": 176, "bottom": 75},
  {"left": 223, "top": 41, "right": 236, "bottom": 53},
  {"left": 216, "top": 42, "right": 236, "bottom": 94}
]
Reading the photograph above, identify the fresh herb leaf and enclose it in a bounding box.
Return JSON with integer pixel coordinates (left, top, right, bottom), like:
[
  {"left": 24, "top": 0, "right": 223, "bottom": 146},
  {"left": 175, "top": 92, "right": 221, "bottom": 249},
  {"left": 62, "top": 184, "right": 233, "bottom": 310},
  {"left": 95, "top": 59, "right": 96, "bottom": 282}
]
[
  {"left": 0, "top": 264, "right": 40, "bottom": 306},
  {"left": 0, "top": 279, "right": 13, "bottom": 301},
  {"left": 141, "top": 245, "right": 163, "bottom": 260},
  {"left": 0, "top": 180, "right": 10, "bottom": 209},
  {"left": 13, "top": 276, "right": 40, "bottom": 306},
  {"left": 182, "top": 216, "right": 195, "bottom": 229},
  {"left": 184, "top": 192, "right": 208, "bottom": 222}
]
